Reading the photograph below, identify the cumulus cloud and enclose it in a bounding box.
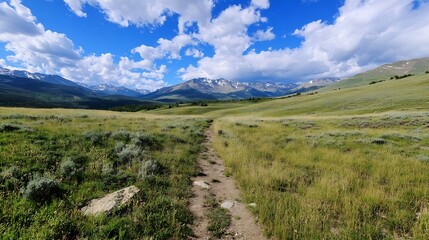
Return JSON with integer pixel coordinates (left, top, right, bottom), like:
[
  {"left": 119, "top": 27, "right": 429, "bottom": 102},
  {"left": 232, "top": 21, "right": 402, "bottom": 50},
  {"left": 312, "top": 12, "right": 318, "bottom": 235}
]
[
  {"left": 0, "top": 1, "right": 42, "bottom": 37},
  {"left": 60, "top": 54, "right": 167, "bottom": 91},
  {"left": 4, "top": 0, "right": 428, "bottom": 89},
  {"left": 182, "top": 0, "right": 429, "bottom": 82},
  {"left": 0, "top": 0, "right": 168, "bottom": 90},
  {"left": 251, "top": 0, "right": 270, "bottom": 9},
  {"left": 253, "top": 27, "right": 275, "bottom": 41},
  {"left": 132, "top": 34, "right": 193, "bottom": 67},
  {"left": 197, "top": 4, "right": 268, "bottom": 57},
  {"left": 185, "top": 48, "right": 204, "bottom": 58},
  {"left": 63, "top": 0, "right": 213, "bottom": 33},
  {"left": 0, "top": 0, "right": 81, "bottom": 73}
]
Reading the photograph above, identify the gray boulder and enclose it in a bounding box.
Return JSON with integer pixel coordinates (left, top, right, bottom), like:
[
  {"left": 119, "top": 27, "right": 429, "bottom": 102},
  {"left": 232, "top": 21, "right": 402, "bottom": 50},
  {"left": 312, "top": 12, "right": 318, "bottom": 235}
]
[{"left": 81, "top": 186, "right": 139, "bottom": 216}]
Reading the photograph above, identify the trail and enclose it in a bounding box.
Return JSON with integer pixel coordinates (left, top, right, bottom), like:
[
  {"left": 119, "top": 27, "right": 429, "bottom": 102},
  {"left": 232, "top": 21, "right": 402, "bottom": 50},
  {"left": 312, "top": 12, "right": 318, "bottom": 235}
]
[{"left": 189, "top": 127, "right": 267, "bottom": 240}]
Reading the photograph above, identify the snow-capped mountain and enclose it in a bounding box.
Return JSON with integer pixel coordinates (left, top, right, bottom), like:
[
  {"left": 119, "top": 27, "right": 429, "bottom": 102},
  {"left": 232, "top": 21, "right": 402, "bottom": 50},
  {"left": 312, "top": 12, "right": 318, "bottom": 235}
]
[
  {"left": 143, "top": 78, "right": 300, "bottom": 101},
  {"left": 0, "top": 67, "right": 80, "bottom": 87},
  {"left": 82, "top": 84, "right": 148, "bottom": 98},
  {"left": 296, "top": 78, "right": 341, "bottom": 89},
  {"left": 0, "top": 67, "right": 150, "bottom": 98}
]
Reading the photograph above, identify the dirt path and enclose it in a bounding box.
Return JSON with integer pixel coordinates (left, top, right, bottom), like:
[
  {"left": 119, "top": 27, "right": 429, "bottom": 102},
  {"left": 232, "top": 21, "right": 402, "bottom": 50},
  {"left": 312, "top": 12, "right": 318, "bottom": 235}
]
[{"left": 189, "top": 127, "right": 268, "bottom": 240}]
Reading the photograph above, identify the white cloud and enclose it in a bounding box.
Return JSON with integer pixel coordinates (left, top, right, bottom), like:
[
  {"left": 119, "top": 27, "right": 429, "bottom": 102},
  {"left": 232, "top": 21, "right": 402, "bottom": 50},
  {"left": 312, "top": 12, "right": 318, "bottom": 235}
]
[
  {"left": 63, "top": 0, "right": 213, "bottom": 33},
  {"left": 253, "top": 27, "right": 275, "bottom": 41},
  {"left": 196, "top": 4, "right": 267, "bottom": 57},
  {"left": 182, "top": 0, "right": 429, "bottom": 82},
  {"left": 60, "top": 54, "right": 168, "bottom": 91},
  {"left": 185, "top": 48, "right": 204, "bottom": 58},
  {"left": 132, "top": 45, "right": 164, "bottom": 62},
  {"left": 0, "top": 0, "right": 168, "bottom": 91},
  {"left": 5, "top": 0, "right": 429, "bottom": 89},
  {"left": 0, "top": 1, "right": 42, "bottom": 37},
  {"left": 132, "top": 34, "right": 193, "bottom": 66},
  {"left": 158, "top": 34, "right": 193, "bottom": 59},
  {"left": 0, "top": 1, "right": 81, "bottom": 73},
  {"left": 251, "top": 0, "right": 270, "bottom": 9},
  {"left": 63, "top": 0, "right": 86, "bottom": 17}
]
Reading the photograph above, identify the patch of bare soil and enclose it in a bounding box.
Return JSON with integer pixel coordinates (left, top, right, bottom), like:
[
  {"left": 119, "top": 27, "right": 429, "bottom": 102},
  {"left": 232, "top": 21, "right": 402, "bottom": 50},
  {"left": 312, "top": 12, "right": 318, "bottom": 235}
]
[{"left": 189, "top": 127, "right": 268, "bottom": 240}]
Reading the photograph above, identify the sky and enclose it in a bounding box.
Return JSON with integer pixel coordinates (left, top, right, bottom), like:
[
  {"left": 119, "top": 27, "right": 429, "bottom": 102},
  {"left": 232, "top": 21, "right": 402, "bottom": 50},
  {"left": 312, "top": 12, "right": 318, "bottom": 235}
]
[{"left": 0, "top": 0, "right": 429, "bottom": 91}]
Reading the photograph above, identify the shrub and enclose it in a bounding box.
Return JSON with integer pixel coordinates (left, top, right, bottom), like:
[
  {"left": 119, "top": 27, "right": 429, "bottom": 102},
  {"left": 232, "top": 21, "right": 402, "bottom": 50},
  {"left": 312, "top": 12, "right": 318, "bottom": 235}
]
[
  {"left": 114, "top": 142, "right": 125, "bottom": 153},
  {"left": 1, "top": 166, "right": 19, "bottom": 179},
  {"left": 0, "top": 123, "right": 33, "bottom": 132},
  {"left": 1, "top": 166, "right": 21, "bottom": 191},
  {"left": 59, "top": 158, "right": 77, "bottom": 178},
  {"left": 132, "top": 133, "right": 164, "bottom": 150},
  {"left": 102, "top": 161, "right": 115, "bottom": 175},
  {"left": 83, "top": 131, "right": 105, "bottom": 145},
  {"left": 139, "top": 160, "right": 162, "bottom": 179},
  {"left": 371, "top": 138, "right": 387, "bottom": 145},
  {"left": 117, "top": 145, "right": 143, "bottom": 164},
  {"left": 111, "top": 130, "right": 134, "bottom": 141},
  {"left": 24, "top": 176, "right": 61, "bottom": 203}
]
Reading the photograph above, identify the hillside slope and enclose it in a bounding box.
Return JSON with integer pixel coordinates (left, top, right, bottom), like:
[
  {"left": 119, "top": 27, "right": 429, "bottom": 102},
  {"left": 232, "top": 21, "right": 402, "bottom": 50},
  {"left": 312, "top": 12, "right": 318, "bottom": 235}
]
[
  {"left": 0, "top": 75, "right": 152, "bottom": 109},
  {"left": 151, "top": 73, "right": 429, "bottom": 117},
  {"left": 323, "top": 57, "right": 429, "bottom": 91}
]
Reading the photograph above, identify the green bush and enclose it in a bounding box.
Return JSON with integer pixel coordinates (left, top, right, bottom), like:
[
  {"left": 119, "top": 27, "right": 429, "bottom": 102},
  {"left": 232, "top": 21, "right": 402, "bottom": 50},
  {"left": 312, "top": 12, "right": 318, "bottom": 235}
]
[
  {"left": 1, "top": 166, "right": 19, "bottom": 179},
  {"left": 83, "top": 131, "right": 105, "bottom": 145},
  {"left": 59, "top": 158, "right": 77, "bottom": 178},
  {"left": 24, "top": 176, "right": 61, "bottom": 203},
  {"left": 111, "top": 130, "right": 134, "bottom": 141},
  {"left": 139, "top": 160, "right": 162, "bottom": 179},
  {"left": 0, "top": 123, "right": 33, "bottom": 132},
  {"left": 132, "top": 133, "right": 164, "bottom": 150},
  {"left": 116, "top": 145, "right": 143, "bottom": 164},
  {"left": 114, "top": 142, "right": 125, "bottom": 153}
]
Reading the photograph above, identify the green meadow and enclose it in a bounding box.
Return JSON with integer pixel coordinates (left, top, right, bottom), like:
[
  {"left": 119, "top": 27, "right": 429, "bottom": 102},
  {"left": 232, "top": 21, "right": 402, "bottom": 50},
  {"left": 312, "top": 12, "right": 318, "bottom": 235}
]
[
  {"left": 0, "top": 109, "right": 210, "bottom": 239},
  {"left": 1, "top": 73, "right": 429, "bottom": 239}
]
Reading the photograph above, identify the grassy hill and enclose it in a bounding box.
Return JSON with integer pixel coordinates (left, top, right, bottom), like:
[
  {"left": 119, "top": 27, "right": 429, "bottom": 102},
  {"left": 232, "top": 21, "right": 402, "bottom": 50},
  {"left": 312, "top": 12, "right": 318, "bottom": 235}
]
[
  {"left": 0, "top": 75, "right": 155, "bottom": 109},
  {"left": 144, "top": 72, "right": 429, "bottom": 239},
  {"left": 1, "top": 61, "right": 429, "bottom": 239},
  {"left": 149, "top": 73, "right": 429, "bottom": 117},
  {"left": 323, "top": 57, "right": 429, "bottom": 91}
]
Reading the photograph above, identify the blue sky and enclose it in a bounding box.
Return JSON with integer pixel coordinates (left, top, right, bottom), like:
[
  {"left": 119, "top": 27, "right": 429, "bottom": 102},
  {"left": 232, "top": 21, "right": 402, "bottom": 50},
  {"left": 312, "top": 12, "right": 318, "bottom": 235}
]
[{"left": 0, "top": 0, "right": 429, "bottom": 91}]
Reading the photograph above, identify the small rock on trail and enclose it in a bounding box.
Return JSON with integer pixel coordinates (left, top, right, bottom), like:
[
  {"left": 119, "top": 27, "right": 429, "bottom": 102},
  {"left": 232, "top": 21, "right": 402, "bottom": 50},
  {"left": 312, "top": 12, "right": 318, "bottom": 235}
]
[{"left": 193, "top": 180, "right": 211, "bottom": 189}]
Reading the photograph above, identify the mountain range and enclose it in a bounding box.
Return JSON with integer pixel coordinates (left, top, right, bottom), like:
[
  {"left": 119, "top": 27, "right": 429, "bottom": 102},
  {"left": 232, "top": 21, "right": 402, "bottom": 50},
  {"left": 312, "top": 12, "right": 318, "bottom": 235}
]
[
  {"left": 0, "top": 67, "right": 336, "bottom": 104},
  {"left": 0, "top": 69, "right": 154, "bottom": 109},
  {"left": 143, "top": 78, "right": 299, "bottom": 101},
  {"left": 0, "top": 57, "right": 428, "bottom": 108},
  {"left": 143, "top": 77, "right": 341, "bottom": 101}
]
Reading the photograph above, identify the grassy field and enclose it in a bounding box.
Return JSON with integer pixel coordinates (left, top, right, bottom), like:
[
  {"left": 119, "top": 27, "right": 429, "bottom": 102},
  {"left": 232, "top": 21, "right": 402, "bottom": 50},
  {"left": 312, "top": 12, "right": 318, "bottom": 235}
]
[
  {"left": 204, "top": 74, "right": 429, "bottom": 239},
  {"left": 145, "top": 74, "right": 429, "bottom": 239},
  {"left": 212, "top": 114, "right": 429, "bottom": 239},
  {"left": 1, "top": 73, "right": 428, "bottom": 239},
  {"left": 0, "top": 108, "right": 210, "bottom": 239}
]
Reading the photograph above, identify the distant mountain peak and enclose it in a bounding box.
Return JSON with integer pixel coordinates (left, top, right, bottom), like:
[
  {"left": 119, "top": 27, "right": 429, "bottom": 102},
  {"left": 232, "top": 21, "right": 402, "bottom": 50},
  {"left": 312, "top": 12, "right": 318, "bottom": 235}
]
[
  {"left": 0, "top": 67, "right": 151, "bottom": 97},
  {"left": 143, "top": 78, "right": 305, "bottom": 101}
]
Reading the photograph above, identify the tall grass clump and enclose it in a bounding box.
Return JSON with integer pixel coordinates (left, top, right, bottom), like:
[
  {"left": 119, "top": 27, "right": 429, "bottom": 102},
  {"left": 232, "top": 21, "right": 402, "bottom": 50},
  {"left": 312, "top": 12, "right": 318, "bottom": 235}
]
[{"left": 213, "top": 116, "right": 429, "bottom": 239}]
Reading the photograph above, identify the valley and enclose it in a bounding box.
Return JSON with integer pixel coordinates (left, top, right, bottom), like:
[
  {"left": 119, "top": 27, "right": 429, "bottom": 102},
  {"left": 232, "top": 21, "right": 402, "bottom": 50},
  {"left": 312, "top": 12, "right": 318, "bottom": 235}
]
[
  {"left": 1, "top": 68, "right": 429, "bottom": 239},
  {"left": 2, "top": 0, "right": 429, "bottom": 238}
]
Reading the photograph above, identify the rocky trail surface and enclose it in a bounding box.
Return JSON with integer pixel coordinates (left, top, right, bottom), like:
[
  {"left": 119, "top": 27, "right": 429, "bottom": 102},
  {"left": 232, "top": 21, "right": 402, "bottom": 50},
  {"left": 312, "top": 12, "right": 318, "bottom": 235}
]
[{"left": 189, "top": 127, "right": 268, "bottom": 240}]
